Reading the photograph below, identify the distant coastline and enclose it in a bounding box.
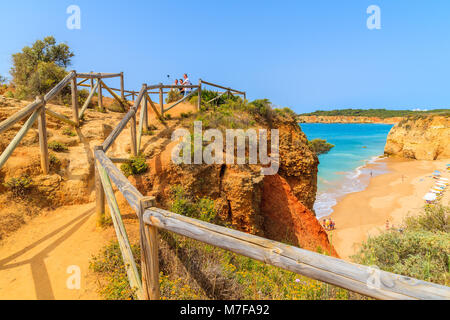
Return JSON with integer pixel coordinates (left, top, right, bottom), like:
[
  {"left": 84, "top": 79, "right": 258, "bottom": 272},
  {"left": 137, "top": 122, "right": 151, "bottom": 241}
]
[{"left": 298, "top": 115, "right": 401, "bottom": 124}]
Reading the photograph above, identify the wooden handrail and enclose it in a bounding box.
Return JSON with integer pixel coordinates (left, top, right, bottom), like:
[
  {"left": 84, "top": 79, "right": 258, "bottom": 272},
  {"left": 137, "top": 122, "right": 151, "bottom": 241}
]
[
  {"left": 200, "top": 79, "right": 245, "bottom": 95},
  {"left": 102, "top": 84, "right": 146, "bottom": 152},
  {"left": 142, "top": 208, "right": 449, "bottom": 300},
  {"left": 0, "top": 107, "right": 42, "bottom": 169},
  {"left": 164, "top": 90, "right": 198, "bottom": 113},
  {"left": 0, "top": 98, "right": 44, "bottom": 134},
  {"left": 76, "top": 72, "right": 122, "bottom": 79},
  {"left": 44, "top": 71, "right": 76, "bottom": 102}
]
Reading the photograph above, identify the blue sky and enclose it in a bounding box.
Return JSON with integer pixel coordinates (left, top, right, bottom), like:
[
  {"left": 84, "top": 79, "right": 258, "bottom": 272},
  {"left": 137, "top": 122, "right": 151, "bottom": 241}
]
[{"left": 1, "top": 0, "right": 449, "bottom": 113}]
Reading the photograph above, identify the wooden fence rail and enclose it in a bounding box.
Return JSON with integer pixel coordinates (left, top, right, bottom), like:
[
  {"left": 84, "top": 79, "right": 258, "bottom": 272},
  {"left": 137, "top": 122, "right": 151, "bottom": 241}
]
[{"left": 92, "top": 80, "right": 450, "bottom": 300}]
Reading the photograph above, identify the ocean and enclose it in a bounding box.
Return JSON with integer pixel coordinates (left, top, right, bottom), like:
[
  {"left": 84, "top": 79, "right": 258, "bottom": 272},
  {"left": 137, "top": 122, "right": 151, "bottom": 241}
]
[{"left": 300, "top": 123, "right": 394, "bottom": 218}]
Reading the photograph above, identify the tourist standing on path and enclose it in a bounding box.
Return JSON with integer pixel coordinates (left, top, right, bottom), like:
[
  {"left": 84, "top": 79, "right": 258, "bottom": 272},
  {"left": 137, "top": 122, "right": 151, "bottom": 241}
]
[{"left": 182, "top": 73, "right": 192, "bottom": 96}]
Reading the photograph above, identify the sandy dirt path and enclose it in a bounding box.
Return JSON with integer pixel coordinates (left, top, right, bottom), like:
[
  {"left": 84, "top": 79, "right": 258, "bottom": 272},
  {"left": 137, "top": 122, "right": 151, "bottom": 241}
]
[
  {"left": 0, "top": 203, "right": 112, "bottom": 300},
  {"left": 327, "top": 159, "right": 450, "bottom": 259}
]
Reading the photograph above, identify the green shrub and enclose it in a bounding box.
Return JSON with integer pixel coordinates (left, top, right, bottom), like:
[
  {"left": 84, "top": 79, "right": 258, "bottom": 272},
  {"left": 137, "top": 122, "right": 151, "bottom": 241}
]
[
  {"left": 107, "top": 100, "right": 126, "bottom": 113},
  {"left": 308, "top": 138, "right": 335, "bottom": 155},
  {"left": 89, "top": 242, "right": 140, "bottom": 300},
  {"left": 180, "top": 112, "right": 193, "bottom": 119},
  {"left": 10, "top": 36, "right": 74, "bottom": 99},
  {"left": 166, "top": 90, "right": 183, "bottom": 103},
  {"left": 48, "top": 141, "right": 68, "bottom": 152},
  {"left": 352, "top": 205, "right": 450, "bottom": 285},
  {"left": 49, "top": 153, "right": 61, "bottom": 171},
  {"left": 62, "top": 127, "right": 76, "bottom": 137},
  {"left": 170, "top": 185, "right": 217, "bottom": 223},
  {"left": 120, "top": 155, "right": 148, "bottom": 177},
  {"left": 3, "top": 176, "right": 33, "bottom": 198}
]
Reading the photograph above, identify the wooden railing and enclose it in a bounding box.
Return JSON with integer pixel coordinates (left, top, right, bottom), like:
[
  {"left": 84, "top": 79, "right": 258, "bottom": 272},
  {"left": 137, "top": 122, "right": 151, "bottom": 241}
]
[
  {"left": 2, "top": 74, "right": 447, "bottom": 300},
  {"left": 145, "top": 79, "right": 247, "bottom": 117},
  {"left": 0, "top": 71, "right": 129, "bottom": 174},
  {"left": 92, "top": 84, "right": 449, "bottom": 300}
]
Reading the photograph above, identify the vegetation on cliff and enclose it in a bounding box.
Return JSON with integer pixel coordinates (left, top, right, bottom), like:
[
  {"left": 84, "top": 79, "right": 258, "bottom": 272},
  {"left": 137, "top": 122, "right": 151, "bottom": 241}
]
[
  {"left": 91, "top": 187, "right": 356, "bottom": 300},
  {"left": 353, "top": 205, "right": 450, "bottom": 286},
  {"left": 301, "top": 108, "right": 449, "bottom": 118},
  {"left": 308, "top": 138, "right": 335, "bottom": 155},
  {"left": 385, "top": 115, "right": 450, "bottom": 160},
  {"left": 10, "top": 36, "right": 74, "bottom": 99}
]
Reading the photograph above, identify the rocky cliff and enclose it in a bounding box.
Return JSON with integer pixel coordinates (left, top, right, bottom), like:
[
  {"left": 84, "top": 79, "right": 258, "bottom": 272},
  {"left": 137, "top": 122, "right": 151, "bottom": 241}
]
[
  {"left": 0, "top": 95, "right": 336, "bottom": 255},
  {"left": 298, "top": 115, "right": 402, "bottom": 124},
  {"left": 384, "top": 115, "right": 450, "bottom": 160},
  {"left": 132, "top": 112, "right": 337, "bottom": 255}
]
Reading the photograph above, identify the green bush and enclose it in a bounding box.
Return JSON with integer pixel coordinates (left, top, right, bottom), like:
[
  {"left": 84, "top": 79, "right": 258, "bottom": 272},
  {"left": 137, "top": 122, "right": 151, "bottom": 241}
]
[
  {"left": 352, "top": 205, "right": 450, "bottom": 285},
  {"left": 3, "top": 176, "right": 33, "bottom": 198},
  {"left": 308, "top": 138, "right": 335, "bottom": 155},
  {"left": 170, "top": 185, "right": 217, "bottom": 223},
  {"left": 120, "top": 155, "right": 148, "bottom": 177},
  {"left": 49, "top": 153, "right": 61, "bottom": 171},
  {"left": 89, "top": 242, "right": 140, "bottom": 300},
  {"left": 62, "top": 127, "right": 76, "bottom": 137},
  {"left": 166, "top": 90, "right": 183, "bottom": 103},
  {"left": 10, "top": 36, "right": 74, "bottom": 99},
  {"left": 48, "top": 141, "right": 68, "bottom": 152}
]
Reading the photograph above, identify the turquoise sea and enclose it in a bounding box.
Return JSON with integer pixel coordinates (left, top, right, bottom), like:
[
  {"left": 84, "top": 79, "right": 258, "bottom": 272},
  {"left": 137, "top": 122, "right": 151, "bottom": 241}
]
[{"left": 300, "top": 123, "right": 394, "bottom": 218}]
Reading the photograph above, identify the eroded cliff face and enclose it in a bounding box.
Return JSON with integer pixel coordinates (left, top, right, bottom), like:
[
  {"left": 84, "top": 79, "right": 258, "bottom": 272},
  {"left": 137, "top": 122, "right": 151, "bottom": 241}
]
[
  {"left": 384, "top": 116, "right": 450, "bottom": 160},
  {"left": 298, "top": 115, "right": 402, "bottom": 124},
  {"left": 132, "top": 114, "right": 336, "bottom": 254},
  {"left": 1, "top": 95, "right": 335, "bottom": 254}
]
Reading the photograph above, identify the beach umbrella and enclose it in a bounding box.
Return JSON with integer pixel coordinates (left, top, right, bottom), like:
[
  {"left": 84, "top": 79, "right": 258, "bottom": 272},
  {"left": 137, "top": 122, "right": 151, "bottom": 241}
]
[
  {"left": 423, "top": 193, "right": 437, "bottom": 201},
  {"left": 433, "top": 170, "right": 441, "bottom": 176},
  {"left": 430, "top": 189, "right": 441, "bottom": 194},
  {"left": 439, "top": 177, "right": 449, "bottom": 181},
  {"left": 436, "top": 182, "right": 447, "bottom": 187}
]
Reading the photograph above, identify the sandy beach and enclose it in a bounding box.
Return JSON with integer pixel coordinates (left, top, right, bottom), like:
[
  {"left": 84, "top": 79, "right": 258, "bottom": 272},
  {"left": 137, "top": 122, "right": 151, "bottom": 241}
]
[{"left": 325, "top": 158, "right": 450, "bottom": 259}]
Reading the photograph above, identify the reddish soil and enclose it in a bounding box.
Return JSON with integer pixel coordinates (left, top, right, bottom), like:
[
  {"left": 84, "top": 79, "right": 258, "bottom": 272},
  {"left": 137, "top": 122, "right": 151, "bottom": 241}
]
[{"left": 261, "top": 174, "right": 338, "bottom": 257}]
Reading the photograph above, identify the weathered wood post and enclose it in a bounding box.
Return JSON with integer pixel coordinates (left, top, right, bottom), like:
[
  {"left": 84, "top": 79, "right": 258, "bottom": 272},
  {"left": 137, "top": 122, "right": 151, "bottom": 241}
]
[
  {"left": 120, "top": 72, "right": 125, "bottom": 101},
  {"left": 94, "top": 146, "right": 106, "bottom": 226},
  {"left": 98, "top": 78, "right": 104, "bottom": 112},
  {"left": 139, "top": 196, "right": 160, "bottom": 300},
  {"left": 131, "top": 113, "right": 137, "bottom": 156},
  {"left": 37, "top": 97, "right": 49, "bottom": 175},
  {"left": 159, "top": 83, "right": 164, "bottom": 117},
  {"left": 198, "top": 79, "right": 202, "bottom": 111},
  {"left": 142, "top": 92, "right": 149, "bottom": 131},
  {"left": 71, "top": 73, "right": 80, "bottom": 126},
  {"left": 90, "top": 71, "right": 94, "bottom": 91}
]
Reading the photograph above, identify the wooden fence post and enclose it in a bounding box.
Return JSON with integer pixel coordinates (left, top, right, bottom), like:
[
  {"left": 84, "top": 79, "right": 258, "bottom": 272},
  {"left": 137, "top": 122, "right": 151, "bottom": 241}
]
[
  {"left": 94, "top": 146, "right": 106, "bottom": 226},
  {"left": 90, "top": 71, "right": 94, "bottom": 91},
  {"left": 120, "top": 72, "right": 125, "bottom": 100},
  {"left": 198, "top": 79, "right": 202, "bottom": 111},
  {"left": 131, "top": 113, "right": 137, "bottom": 156},
  {"left": 159, "top": 83, "right": 164, "bottom": 117},
  {"left": 98, "top": 78, "right": 104, "bottom": 112},
  {"left": 71, "top": 74, "right": 80, "bottom": 126},
  {"left": 37, "top": 97, "right": 49, "bottom": 175},
  {"left": 139, "top": 196, "right": 160, "bottom": 300},
  {"left": 143, "top": 93, "right": 149, "bottom": 131}
]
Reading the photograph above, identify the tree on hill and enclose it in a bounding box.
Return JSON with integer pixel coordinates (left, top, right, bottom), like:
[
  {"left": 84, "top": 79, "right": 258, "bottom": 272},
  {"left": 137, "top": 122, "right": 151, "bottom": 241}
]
[
  {"left": 308, "top": 138, "right": 335, "bottom": 155},
  {"left": 10, "top": 36, "right": 74, "bottom": 99},
  {"left": 0, "top": 75, "right": 7, "bottom": 85}
]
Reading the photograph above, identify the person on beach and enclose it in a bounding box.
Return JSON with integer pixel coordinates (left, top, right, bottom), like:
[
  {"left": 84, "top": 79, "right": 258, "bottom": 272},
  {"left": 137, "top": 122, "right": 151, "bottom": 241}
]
[{"left": 182, "top": 73, "right": 192, "bottom": 96}]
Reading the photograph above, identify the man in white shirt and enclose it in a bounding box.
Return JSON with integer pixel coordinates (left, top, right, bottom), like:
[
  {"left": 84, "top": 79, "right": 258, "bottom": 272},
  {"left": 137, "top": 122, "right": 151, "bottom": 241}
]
[{"left": 182, "top": 73, "right": 192, "bottom": 96}]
